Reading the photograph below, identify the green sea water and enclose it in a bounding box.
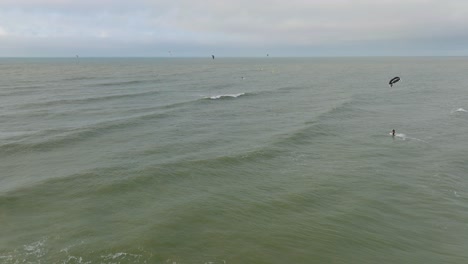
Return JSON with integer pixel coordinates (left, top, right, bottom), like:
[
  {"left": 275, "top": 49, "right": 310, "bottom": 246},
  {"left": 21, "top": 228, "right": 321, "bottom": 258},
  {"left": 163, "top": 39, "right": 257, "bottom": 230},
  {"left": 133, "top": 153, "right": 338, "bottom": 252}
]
[{"left": 1, "top": 57, "right": 468, "bottom": 263}]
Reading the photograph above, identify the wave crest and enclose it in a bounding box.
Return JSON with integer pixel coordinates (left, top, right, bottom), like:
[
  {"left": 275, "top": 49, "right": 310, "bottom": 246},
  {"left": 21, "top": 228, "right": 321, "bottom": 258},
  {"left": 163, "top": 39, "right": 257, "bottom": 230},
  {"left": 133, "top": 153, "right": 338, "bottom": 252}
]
[
  {"left": 207, "top": 93, "right": 246, "bottom": 100},
  {"left": 451, "top": 108, "right": 467, "bottom": 114}
]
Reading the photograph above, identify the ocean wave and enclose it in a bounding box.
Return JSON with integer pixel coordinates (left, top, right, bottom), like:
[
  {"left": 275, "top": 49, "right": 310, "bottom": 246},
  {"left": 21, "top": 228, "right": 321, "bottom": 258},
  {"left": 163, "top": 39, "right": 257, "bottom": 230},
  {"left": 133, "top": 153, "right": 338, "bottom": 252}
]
[
  {"left": 93, "top": 79, "right": 156, "bottom": 87},
  {"left": 1, "top": 93, "right": 221, "bottom": 151},
  {"left": 0, "top": 140, "right": 281, "bottom": 194},
  {"left": 16, "top": 90, "right": 161, "bottom": 109},
  {"left": 0, "top": 236, "right": 149, "bottom": 264},
  {"left": 451, "top": 108, "right": 467, "bottom": 114},
  {"left": 0, "top": 94, "right": 350, "bottom": 156},
  {"left": 0, "top": 91, "right": 223, "bottom": 154},
  {"left": 0, "top": 112, "right": 171, "bottom": 154},
  {"left": 267, "top": 97, "right": 375, "bottom": 148},
  {"left": 0, "top": 90, "right": 42, "bottom": 97},
  {"left": 0, "top": 131, "right": 38, "bottom": 141},
  {"left": 209, "top": 82, "right": 237, "bottom": 90},
  {"left": 276, "top": 85, "right": 309, "bottom": 93},
  {"left": 0, "top": 85, "right": 44, "bottom": 90},
  {"left": 319, "top": 98, "right": 378, "bottom": 120},
  {"left": 62, "top": 76, "right": 98, "bottom": 81},
  {"left": 206, "top": 93, "right": 247, "bottom": 100},
  {"left": 0, "top": 86, "right": 45, "bottom": 96}
]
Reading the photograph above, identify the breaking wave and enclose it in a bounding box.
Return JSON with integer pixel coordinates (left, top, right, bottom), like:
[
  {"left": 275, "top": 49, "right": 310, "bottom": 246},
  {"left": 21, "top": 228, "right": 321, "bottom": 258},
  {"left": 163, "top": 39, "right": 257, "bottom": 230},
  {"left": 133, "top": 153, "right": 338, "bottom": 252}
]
[{"left": 206, "top": 93, "right": 247, "bottom": 100}]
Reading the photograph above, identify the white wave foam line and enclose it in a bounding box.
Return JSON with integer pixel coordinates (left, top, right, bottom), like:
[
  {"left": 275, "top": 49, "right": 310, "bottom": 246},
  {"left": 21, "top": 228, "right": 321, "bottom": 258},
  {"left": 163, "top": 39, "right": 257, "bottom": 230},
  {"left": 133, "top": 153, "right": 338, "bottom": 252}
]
[
  {"left": 23, "top": 238, "right": 47, "bottom": 258},
  {"left": 389, "top": 133, "right": 407, "bottom": 140},
  {"left": 450, "top": 107, "right": 467, "bottom": 114},
  {"left": 64, "top": 256, "right": 88, "bottom": 264},
  {"left": 101, "top": 252, "right": 142, "bottom": 260},
  {"left": 0, "top": 255, "right": 13, "bottom": 262},
  {"left": 452, "top": 108, "right": 467, "bottom": 113},
  {"left": 208, "top": 93, "right": 245, "bottom": 100},
  {"left": 390, "top": 132, "right": 429, "bottom": 143}
]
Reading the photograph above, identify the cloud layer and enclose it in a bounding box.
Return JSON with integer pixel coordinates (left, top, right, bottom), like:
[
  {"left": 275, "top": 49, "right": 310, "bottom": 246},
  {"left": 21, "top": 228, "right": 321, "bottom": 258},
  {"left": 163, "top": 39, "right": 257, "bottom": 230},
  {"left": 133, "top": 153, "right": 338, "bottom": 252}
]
[{"left": 1, "top": 0, "right": 468, "bottom": 56}]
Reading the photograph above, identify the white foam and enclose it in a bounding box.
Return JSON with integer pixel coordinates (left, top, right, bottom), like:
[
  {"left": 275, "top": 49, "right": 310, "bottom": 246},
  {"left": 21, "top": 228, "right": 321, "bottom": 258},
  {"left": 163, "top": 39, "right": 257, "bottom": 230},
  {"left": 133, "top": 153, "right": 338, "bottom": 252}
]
[
  {"left": 395, "top": 133, "right": 406, "bottom": 139},
  {"left": 452, "top": 108, "right": 467, "bottom": 113},
  {"left": 64, "top": 256, "right": 88, "bottom": 264},
  {"left": 23, "top": 238, "right": 47, "bottom": 257},
  {"left": 0, "top": 255, "right": 13, "bottom": 261},
  {"left": 208, "top": 93, "right": 245, "bottom": 100},
  {"left": 101, "top": 252, "right": 142, "bottom": 260},
  {"left": 390, "top": 133, "right": 407, "bottom": 140},
  {"left": 389, "top": 132, "right": 429, "bottom": 143}
]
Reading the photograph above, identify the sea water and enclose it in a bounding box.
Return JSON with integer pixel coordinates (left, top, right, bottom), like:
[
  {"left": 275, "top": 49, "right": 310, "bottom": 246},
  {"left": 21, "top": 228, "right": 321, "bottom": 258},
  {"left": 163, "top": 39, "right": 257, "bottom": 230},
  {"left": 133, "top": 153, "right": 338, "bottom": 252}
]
[{"left": 1, "top": 57, "right": 468, "bottom": 263}]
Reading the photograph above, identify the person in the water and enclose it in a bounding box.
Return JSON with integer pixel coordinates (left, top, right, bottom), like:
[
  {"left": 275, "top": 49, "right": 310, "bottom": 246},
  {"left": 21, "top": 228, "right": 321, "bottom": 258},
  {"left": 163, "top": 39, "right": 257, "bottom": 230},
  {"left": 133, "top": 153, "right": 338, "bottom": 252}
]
[{"left": 392, "top": 129, "right": 396, "bottom": 137}]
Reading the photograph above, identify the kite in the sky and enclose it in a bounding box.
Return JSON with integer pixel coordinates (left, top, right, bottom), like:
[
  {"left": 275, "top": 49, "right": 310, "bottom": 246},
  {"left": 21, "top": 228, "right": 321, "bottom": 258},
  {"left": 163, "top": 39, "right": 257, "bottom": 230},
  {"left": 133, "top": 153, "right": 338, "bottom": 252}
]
[{"left": 389, "top": 77, "right": 400, "bottom": 87}]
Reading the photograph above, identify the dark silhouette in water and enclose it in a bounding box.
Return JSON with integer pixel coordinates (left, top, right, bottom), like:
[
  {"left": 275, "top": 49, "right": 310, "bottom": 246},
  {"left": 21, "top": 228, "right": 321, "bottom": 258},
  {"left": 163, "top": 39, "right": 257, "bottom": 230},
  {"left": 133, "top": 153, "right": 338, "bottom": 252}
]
[
  {"left": 389, "top": 77, "right": 400, "bottom": 87},
  {"left": 212, "top": 55, "right": 215, "bottom": 59},
  {"left": 392, "top": 129, "right": 396, "bottom": 137}
]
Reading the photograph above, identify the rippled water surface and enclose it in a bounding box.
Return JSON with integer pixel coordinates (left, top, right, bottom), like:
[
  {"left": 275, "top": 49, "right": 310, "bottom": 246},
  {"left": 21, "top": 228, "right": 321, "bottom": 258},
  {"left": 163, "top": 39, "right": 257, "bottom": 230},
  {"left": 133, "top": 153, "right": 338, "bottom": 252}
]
[{"left": 1, "top": 57, "right": 468, "bottom": 263}]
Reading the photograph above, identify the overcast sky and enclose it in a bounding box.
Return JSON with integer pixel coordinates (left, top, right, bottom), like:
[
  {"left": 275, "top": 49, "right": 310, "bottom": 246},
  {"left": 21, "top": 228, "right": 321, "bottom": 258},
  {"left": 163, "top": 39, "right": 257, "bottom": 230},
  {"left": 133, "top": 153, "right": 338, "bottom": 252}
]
[{"left": 1, "top": 0, "right": 468, "bottom": 57}]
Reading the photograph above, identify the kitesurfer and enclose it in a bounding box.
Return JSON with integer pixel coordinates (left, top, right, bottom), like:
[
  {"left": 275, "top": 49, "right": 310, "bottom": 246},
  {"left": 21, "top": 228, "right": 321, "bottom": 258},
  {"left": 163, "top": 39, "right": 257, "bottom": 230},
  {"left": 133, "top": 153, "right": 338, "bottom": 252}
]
[{"left": 392, "top": 129, "right": 396, "bottom": 137}]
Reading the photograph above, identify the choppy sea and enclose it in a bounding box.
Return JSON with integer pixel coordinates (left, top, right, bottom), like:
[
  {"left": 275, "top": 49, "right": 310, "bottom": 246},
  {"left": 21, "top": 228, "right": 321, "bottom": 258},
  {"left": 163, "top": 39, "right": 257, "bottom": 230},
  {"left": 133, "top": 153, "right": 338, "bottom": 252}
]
[{"left": 1, "top": 57, "right": 468, "bottom": 263}]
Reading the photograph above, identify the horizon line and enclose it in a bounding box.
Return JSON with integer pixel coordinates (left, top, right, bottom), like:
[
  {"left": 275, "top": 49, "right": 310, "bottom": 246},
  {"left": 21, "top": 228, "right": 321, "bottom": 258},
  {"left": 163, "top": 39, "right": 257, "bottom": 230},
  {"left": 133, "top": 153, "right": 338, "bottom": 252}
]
[{"left": 1, "top": 55, "right": 468, "bottom": 59}]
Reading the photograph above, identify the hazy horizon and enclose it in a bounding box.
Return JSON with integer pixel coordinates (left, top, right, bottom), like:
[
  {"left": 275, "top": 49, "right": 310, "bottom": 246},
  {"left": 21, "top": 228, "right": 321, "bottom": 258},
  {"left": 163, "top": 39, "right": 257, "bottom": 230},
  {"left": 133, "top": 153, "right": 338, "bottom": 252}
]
[
  {"left": 2, "top": 55, "right": 468, "bottom": 59},
  {"left": 1, "top": 0, "right": 468, "bottom": 57}
]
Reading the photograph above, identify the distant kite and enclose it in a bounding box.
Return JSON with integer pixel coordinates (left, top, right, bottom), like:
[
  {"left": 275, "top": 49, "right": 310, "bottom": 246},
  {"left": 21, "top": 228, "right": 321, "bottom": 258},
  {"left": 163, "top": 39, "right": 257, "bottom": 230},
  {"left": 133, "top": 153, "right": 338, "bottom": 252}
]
[{"left": 389, "top": 76, "right": 400, "bottom": 87}]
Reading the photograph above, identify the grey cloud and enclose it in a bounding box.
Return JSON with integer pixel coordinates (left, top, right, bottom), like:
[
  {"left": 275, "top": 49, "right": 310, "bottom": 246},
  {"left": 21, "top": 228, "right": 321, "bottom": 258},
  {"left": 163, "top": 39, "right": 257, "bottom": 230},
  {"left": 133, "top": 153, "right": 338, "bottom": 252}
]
[{"left": 1, "top": 0, "right": 468, "bottom": 56}]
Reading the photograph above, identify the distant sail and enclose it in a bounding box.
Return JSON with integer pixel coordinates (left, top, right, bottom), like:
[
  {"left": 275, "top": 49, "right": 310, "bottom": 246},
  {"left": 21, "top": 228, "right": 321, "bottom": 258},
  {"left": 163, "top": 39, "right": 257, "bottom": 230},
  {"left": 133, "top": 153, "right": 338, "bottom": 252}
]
[
  {"left": 212, "top": 55, "right": 215, "bottom": 59},
  {"left": 389, "top": 76, "right": 400, "bottom": 87}
]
